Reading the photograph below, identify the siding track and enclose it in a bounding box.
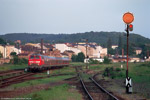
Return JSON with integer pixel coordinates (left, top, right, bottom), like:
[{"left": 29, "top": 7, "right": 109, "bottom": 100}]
[{"left": 75, "top": 66, "right": 119, "bottom": 100}]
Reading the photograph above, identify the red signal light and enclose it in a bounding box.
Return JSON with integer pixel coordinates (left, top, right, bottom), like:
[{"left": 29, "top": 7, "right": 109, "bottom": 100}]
[
  {"left": 129, "top": 24, "right": 133, "bottom": 28},
  {"left": 128, "top": 24, "right": 133, "bottom": 31}
]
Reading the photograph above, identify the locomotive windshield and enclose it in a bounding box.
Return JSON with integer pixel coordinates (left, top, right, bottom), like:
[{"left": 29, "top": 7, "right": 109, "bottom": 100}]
[
  {"left": 30, "top": 56, "right": 34, "bottom": 59},
  {"left": 35, "top": 56, "right": 40, "bottom": 59}
]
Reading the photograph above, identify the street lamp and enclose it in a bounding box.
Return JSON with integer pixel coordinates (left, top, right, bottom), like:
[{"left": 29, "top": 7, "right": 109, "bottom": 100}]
[{"left": 123, "top": 12, "right": 134, "bottom": 94}]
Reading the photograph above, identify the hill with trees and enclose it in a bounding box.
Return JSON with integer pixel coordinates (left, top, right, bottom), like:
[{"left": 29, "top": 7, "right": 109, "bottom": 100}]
[{"left": 0, "top": 32, "right": 150, "bottom": 47}]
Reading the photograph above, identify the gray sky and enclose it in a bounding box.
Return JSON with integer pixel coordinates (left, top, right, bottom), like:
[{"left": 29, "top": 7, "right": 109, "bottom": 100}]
[{"left": 0, "top": 0, "right": 150, "bottom": 38}]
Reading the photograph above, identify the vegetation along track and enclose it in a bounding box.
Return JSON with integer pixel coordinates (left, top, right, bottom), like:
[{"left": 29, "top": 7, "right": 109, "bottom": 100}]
[{"left": 75, "top": 66, "right": 119, "bottom": 100}]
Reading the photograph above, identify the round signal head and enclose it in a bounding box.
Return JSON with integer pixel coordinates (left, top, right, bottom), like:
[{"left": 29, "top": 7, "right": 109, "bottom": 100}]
[{"left": 123, "top": 12, "right": 134, "bottom": 24}]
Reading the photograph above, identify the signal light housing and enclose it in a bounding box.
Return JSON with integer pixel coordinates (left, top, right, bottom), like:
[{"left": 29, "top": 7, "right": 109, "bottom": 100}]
[{"left": 128, "top": 24, "right": 133, "bottom": 31}]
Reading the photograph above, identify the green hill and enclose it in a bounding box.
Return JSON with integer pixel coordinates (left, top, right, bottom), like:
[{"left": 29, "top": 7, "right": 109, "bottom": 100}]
[{"left": 0, "top": 32, "right": 150, "bottom": 47}]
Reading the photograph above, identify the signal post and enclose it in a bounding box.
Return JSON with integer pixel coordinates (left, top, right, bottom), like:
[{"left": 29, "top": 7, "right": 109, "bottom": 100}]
[{"left": 123, "top": 12, "right": 134, "bottom": 94}]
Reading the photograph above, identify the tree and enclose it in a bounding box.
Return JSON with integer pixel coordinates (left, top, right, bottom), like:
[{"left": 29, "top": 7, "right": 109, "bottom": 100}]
[
  {"left": 107, "top": 37, "right": 112, "bottom": 49},
  {"left": 77, "top": 52, "right": 85, "bottom": 62},
  {"left": 10, "top": 52, "right": 17, "bottom": 57},
  {"left": 138, "top": 45, "right": 150, "bottom": 59},
  {"left": 103, "top": 57, "right": 111, "bottom": 64},
  {"left": 118, "top": 35, "right": 122, "bottom": 49},
  {"left": 0, "top": 38, "right": 6, "bottom": 45},
  {"left": 0, "top": 52, "right": 3, "bottom": 58},
  {"left": 108, "top": 48, "right": 116, "bottom": 55},
  {"left": 13, "top": 56, "right": 19, "bottom": 64},
  {"left": 71, "top": 54, "right": 77, "bottom": 62}
]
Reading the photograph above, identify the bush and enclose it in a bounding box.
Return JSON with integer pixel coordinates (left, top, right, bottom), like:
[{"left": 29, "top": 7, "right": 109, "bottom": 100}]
[
  {"left": 71, "top": 52, "right": 85, "bottom": 62},
  {"left": 19, "top": 58, "right": 28, "bottom": 64},
  {"left": 116, "top": 68, "right": 121, "bottom": 71},
  {"left": 71, "top": 55, "right": 77, "bottom": 62},
  {"left": 77, "top": 52, "right": 85, "bottom": 62},
  {"left": 103, "top": 57, "right": 111, "bottom": 64},
  {"left": 89, "top": 58, "right": 100, "bottom": 64},
  {"left": 12, "top": 56, "right": 28, "bottom": 65},
  {"left": 103, "top": 67, "right": 125, "bottom": 79}
]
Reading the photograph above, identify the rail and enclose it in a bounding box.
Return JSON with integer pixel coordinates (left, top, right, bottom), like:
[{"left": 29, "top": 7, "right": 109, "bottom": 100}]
[
  {"left": 90, "top": 77, "right": 119, "bottom": 100},
  {"left": 76, "top": 66, "right": 120, "bottom": 100},
  {"left": 78, "top": 73, "right": 94, "bottom": 100}
]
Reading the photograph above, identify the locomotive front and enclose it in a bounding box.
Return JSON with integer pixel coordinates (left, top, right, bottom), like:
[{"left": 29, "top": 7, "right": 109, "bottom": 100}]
[{"left": 28, "top": 54, "right": 44, "bottom": 71}]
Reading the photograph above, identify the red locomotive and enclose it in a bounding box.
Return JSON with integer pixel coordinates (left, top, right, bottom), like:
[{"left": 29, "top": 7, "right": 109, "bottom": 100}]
[{"left": 27, "top": 54, "right": 70, "bottom": 71}]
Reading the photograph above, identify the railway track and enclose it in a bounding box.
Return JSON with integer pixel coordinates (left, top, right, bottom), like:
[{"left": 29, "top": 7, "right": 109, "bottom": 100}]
[
  {"left": 0, "top": 70, "right": 24, "bottom": 77},
  {"left": 76, "top": 66, "right": 119, "bottom": 100},
  {"left": 0, "top": 73, "right": 36, "bottom": 88},
  {"left": 0, "top": 70, "right": 75, "bottom": 88},
  {"left": 0, "top": 65, "right": 76, "bottom": 88}
]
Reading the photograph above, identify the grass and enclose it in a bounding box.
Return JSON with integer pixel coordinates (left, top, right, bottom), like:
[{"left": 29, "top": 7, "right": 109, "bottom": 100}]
[
  {"left": 0, "top": 64, "right": 27, "bottom": 71},
  {"left": 1, "top": 65, "right": 76, "bottom": 90},
  {"left": 33, "top": 66, "right": 76, "bottom": 77},
  {"left": 20, "top": 84, "right": 82, "bottom": 100},
  {"left": 129, "top": 62, "right": 150, "bottom": 83},
  {"left": 81, "top": 73, "right": 91, "bottom": 82},
  {"left": 89, "top": 62, "right": 150, "bottom": 98},
  {"left": 89, "top": 63, "right": 126, "bottom": 72},
  {"left": 50, "top": 66, "right": 76, "bottom": 75},
  {"left": 70, "top": 62, "right": 85, "bottom": 66},
  {"left": 10, "top": 75, "right": 74, "bottom": 89},
  {"left": 9, "top": 66, "right": 77, "bottom": 89},
  {"left": 89, "top": 62, "right": 150, "bottom": 83}
]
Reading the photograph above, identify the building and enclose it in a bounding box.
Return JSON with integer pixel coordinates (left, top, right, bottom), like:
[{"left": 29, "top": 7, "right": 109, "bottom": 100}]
[
  {"left": 55, "top": 43, "right": 81, "bottom": 55},
  {"left": 18, "top": 52, "right": 34, "bottom": 59},
  {"left": 61, "top": 53, "right": 69, "bottom": 58},
  {"left": 112, "top": 56, "right": 140, "bottom": 63},
  {"left": 0, "top": 45, "right": 21, "bottom": 59},
  {"left": 145, "top": 56, "right": 150, "bottom": 62},
  {"left": 25, "top": 43, "right": 48, "bottom": 53},
  {"left": 63, "top": 50, "right": 75, "bottom": 59},
  {"left": 130, "top": 57, "right": 140, "bottom": 62},
  {"left": 55, "top": 44, "right": 69, "bottom": 53},
  {"left": 111, "top": 45, "right": 118, "bottom": 49},
  {"left": 46, "top": 49, "right": 62, "bottom": 57},
  {"left": 0, "top": 58, "right": 10, "bottom": 65},
  {"left": 55, "top": 43, "right": 107, "bottom": 59},
  {"left": 100, "top": 48, "right": 107, "bottom": 58},
  {"left": 135, "top": 47, "right": 142, "bottom": 55},
  {"left": 77, "top": 44, "right": 107, "bottom": 58},
  {"left": 112, "top": 57, "right": 127, "bottom": 63}
]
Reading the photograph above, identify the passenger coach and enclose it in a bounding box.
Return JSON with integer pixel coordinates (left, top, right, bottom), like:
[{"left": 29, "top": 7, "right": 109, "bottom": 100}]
[{"left": 27, "top": 54, "right": 70, "bottom": 71}]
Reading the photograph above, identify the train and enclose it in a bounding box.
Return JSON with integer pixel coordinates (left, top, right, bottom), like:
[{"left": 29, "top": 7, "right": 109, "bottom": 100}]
[{"left": 27, "top": 54, "right": 70, "bottom": 71}]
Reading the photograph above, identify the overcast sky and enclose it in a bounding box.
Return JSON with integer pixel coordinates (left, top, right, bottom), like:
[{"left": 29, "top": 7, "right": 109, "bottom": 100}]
[{"left": 0, "top": 0, "right": 150, "bottom": 38}]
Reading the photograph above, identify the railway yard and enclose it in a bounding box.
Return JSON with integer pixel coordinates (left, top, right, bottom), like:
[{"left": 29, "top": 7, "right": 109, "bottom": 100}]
[{"left": 0, "top": 62, "right": 150, "bottom": 100}]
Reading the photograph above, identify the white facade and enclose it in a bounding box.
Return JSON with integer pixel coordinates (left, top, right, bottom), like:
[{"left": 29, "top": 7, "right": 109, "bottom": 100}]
[
  {"left": 68, "top": 47, "right": 81, "bottom": 55},
  {"left": 93, "top": 46, "right": 103, "bottom": 58},
  {"left": 0, "top": 45, "right": 21, "bottom": 58},
  {"left": 101, "top": 48, "right": 107, "bottom": 55},
  {"left": 111, "top": 45, "right": 118, "bottom": 49},
  {"left": 84, "top": 58, "right": 104, "bottom": 63},
  {"left": 55, "top": 43, "right": 81, "bottom": 54},
  {"left": 55, "top": 44, "right": 69, "bottom": 53},
  {"left": 93, "top": 58, "right": 104, "bottom": 62},
  {"left": 55, "top": 43, "right": 107, "bottom": 58}
]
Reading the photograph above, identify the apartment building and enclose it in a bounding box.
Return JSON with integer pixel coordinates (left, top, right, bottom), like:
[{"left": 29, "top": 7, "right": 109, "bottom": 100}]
[
  {"left": 55, "top": 43, "right": 81, "bottom": 55},
  {"left": 0, "top": 45, "right": 21, "bottom": 59},
  {"left": 77, "top": 44, "right": 107, "bottom": 58}
]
